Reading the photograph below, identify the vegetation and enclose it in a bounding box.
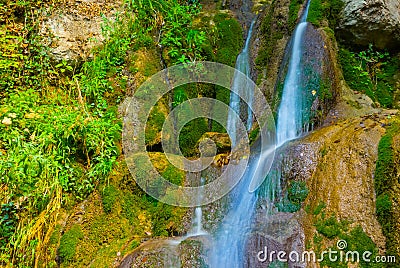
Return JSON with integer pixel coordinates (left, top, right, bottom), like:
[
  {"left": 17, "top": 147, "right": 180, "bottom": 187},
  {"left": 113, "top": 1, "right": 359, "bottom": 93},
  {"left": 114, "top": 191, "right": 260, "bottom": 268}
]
[
  {"left": 339, "top": 45, "right": 399, "bottom": 108},
  {"left": 58, "top": 225, "right": 84, "bottom": 263},
  {"left": 288, "top": 0, "right": 303, "bottom": 30},
  {"left": 310, "top": 205, "right": 383, "bottom": 267},
  {"left": 255, "top": 0, "right": 285, "bottom": 79},
  {"left": 0, "top": 0, "right": 241, "bottom": 266},
  {"left": 374, "top": 119, "right": 400, "bottom": 264},
  {"left": 307, "top": 0, "right": 344, "bottom": 29}
]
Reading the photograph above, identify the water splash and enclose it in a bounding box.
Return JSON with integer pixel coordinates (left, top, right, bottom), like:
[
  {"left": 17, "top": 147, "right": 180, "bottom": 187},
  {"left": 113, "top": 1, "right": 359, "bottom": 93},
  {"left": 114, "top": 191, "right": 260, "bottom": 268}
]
[{"left": 188, "top": 177, "right": 207, "bottom": 236}]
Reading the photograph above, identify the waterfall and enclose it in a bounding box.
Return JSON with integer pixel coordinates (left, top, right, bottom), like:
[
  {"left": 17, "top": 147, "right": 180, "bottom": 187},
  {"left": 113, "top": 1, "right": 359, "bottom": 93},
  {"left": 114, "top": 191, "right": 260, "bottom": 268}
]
[
  {"left": 209, "top": 19, "right": 258, "bottom": 268},
  {"left": 170, "top": 178, "right": 207, "bottom": 246},
  {"left": 209, "top": 0, "right": 311, "bottom": 267},
  {"left": 189, "top": 177, "right": 206, "bottom": 236},
  {"left": 276, "top": 0, "right": 311, "bottom": 146},
  {"left": 227, "top": 20, "right": 255, "bottom": 146}
]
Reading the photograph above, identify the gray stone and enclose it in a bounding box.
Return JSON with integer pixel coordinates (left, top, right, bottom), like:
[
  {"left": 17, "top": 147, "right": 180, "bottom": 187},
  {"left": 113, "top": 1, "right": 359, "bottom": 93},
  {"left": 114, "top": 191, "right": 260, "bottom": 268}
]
[{"left": 337, "top": 0, "right": 400, "bottom": 49}]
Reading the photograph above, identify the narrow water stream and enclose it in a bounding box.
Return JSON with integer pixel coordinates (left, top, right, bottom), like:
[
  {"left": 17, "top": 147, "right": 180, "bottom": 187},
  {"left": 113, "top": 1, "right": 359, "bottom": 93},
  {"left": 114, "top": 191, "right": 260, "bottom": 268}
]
[
  {"left": 276, "top": 0, "right": 311, "bottom": 146},
  {"left": 209, "top": 0, "right": 312, "bottom": 267}
]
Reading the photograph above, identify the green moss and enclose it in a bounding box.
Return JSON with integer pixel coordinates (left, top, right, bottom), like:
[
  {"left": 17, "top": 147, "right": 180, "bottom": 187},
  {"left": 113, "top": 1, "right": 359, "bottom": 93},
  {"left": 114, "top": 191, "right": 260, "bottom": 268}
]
[
  {"left": 288, "top": 0, "right": 303, "bottom": 30},
  {"left": 101, "top": 185, "right": 119, "bottom": 213},
  {"left": 277, "top": 199, "right": 301, "bottom": 212},
  {"left": 161, "top": 164, "right": 184, "bottom": 186},
  {"left": 307, "top": 0, "right": 323, "bottom": 27},
  {"left": 214, "top": 18, "right": 242, "bottom": 67},
  {"left": 122, "top": 192, "right": 143, "bottom": 226},
  {"left": 49, "top": 224, "right": 62, "bottom": 245},
  {"left": 307, "top": 0, "right": 344, "bottom": 28},
  {"left": 179, "top": 118, "right": 209, "bottom": 157},
  {"left": 312, "top": 206, "right": 384, "bottom": 267},
  {"left": 342, "top": 226, "right": 381, "bottom": 267},
  {"left": 255, "top": 0, "right": 285, "bottom": 75},
  {"left": 374, "top": 120, "right": 400, "bottom": 263},
  {"left": 249, "top": 127, "right": 260, "bottom": 144},
  {"left": 89, "top": 215, "right": 127, "bottom": 246},
  {"left": 375, "top": 133, "right": 395, "bottom": 196},
  {"left": 288, "top": 180, "right": 309, "bottom": 205},
  {"left": 145, "top": 105, "right": 166, "bottom": 146},
  {"left": 313, "top": 201, "right": 326, "bottom": 215},
  {"left": 58, "top": 225, "right": 84, "bottom": 262},
  {"left": 277, "top": 180, "right": 309, "bottom": 212},
  {"left": 315, "top": 215, "right": 345, "bottom": 239},
  {"left": 376, "top": 194, "right": 392, "bottom": 222},
  {"left": 150, "top": 202, "right": 186, "bottom": 237}
]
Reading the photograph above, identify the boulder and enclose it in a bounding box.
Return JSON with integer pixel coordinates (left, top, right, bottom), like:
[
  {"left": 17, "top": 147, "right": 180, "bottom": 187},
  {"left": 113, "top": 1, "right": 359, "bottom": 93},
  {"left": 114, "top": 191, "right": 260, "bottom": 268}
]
[{"left": 337, "top": 0, "right": 400, "bottom": 50}]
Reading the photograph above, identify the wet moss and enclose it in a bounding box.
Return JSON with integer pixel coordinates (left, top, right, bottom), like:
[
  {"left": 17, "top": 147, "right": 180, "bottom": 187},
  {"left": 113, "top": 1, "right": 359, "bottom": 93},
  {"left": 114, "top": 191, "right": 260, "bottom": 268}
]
[
  {"left": 145, "top": 105, "right": 166, "bottom": 146},
  {"left": 311, "top": 208, "right": 383, "bottom": 267},
  {"left": 255, "top": 0, "right": 285, "bottom": 77},
  {"left": 214, "top": 15, "right": 243, "bottom": 67}
]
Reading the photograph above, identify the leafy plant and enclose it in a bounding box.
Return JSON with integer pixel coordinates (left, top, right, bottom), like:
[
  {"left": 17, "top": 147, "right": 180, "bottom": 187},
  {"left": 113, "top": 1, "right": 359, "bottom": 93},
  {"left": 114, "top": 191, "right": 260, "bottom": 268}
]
[{"left": 0, "top": 202, "right": 18, "bottom": 248}]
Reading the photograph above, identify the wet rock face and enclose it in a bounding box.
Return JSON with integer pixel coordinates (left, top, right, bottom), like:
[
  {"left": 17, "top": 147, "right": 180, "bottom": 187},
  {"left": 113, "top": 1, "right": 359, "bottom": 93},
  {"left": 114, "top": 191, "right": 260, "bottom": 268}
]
[
  {"left": 39, "top": 0, "right": 122, "bottom": 63},
  {"left": 337, "top": 0, "right": 400, "bottom": 50},
  {"left": 245, "top": 212, "right": 305, "bottom": 268}
]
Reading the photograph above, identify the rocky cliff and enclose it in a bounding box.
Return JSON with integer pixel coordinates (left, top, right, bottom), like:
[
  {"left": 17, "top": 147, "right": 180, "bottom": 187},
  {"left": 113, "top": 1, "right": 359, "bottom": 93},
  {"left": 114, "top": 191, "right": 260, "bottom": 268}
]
[{"left": 337, "top": 0, "right": 400, "bottom": 50}]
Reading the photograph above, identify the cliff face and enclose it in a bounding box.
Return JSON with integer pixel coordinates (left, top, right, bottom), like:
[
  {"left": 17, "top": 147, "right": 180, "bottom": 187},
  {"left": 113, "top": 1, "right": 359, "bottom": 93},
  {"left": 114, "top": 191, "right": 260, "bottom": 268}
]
[
  {"left": 337, "top": 0, "right": 400, "bottom": 50},
  {"left": 301, "top": 114, "right": 389, "bottom": 249},
  {"left": 39, "top": 0, "right": 122, "bottom": 63}
]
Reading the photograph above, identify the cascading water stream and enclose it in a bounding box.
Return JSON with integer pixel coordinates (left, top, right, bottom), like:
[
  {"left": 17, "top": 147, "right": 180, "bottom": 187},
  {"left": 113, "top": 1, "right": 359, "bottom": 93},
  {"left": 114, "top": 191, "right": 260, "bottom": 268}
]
[
  {"left": 209, "top": 19, "right": 258, "bottom": 268},
  {"left": 227, "top": 20, "right": 255, "bottom": 146},
  {"left": 210, "top": 0, "right": 311, "bottom": 267},
  {"left": 190, "top": 177, "right": 206, "bottom": 236},
  {"left": 276, "top": 0, "right": 311, "bottom": 146}
]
